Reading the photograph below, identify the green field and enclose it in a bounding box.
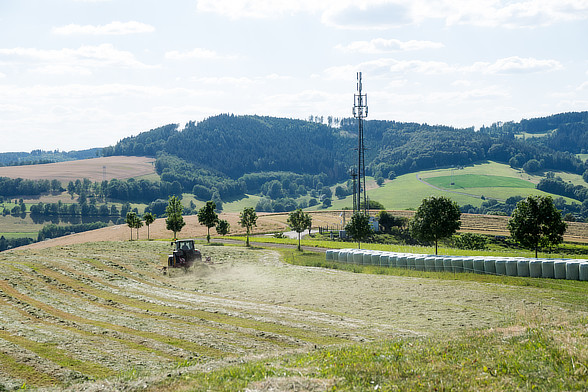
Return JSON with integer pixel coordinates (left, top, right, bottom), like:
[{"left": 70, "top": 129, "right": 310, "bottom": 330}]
[
  {"left": 326, "top": 161, "right": 580, "bottom": 210},
  {"left": 426, "top": 174, "right": 534, "bottom": 189}
]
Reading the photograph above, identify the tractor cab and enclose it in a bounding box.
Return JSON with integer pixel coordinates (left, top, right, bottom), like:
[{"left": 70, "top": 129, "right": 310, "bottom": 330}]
[{"left": 168, "top": 239, "right": 202, "bottom": 268}]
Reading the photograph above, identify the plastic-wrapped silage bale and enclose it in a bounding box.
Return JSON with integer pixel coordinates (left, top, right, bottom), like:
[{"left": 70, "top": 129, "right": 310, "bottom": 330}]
[
  {"left": 484, "top": 257, "right": 496, "bottom": 275},
  {"left": 406, "top": 255, "right": 417, "bottom": 270},
  {"left": 379, "top": 253, "right": 390, "bottom": 267},
  {"left": 566, "top": 260, "right": 580, "bottom": 281},
  {"left": 443, "top": 257, "right": 454, "bottom": 272},
  {"left": 396, "top": 254, "right": 407, "bottom": 269},
  {"left": 434, "top": 256, "right": 445, "bottom": 272},
  {"left": 505, "top": 258, "right": 518, "bottom": 276},
  {"left": 325, "top": 250, "right": 333, "bottom": 261},
  {"left": 337, "top": 249, "right": 349, "bottom": 263},
  {"left": 554, "top": 260, "right": 567, "bottom": 279},
  {"left": 473, "top": 257, "right": 485, "bottom": 274},
  {"left": 388, "top": 253, "right": 398, "bottom": 268},
  {"left": 541, "top": 259, "right": 555, "bottom": 278},
  {"left": 451, "top": 257, "right": 464, "bottom": 273},
  {"left": 517, "top": 259, "right": 530, "bottom": 277},
  {"left": 579, "top": 261, "right": 588, "bottom": 281},
  {"left": 362, "top": 251, "right": 374, "bottom": 265},
  {"left": 414, "top": 255, "right": 425, "bottom": 271},
  {"left": 424, "top": 256, "right": 436, "bottom": 272},
  {"left": 353, "top": 250, "right": 364, "bottom": 264},
  {"left": 462, "top": 257, "right": 474, "bottom": 273},
  {"left": 529, "top": 259, "right": 542, "bottom": 278},
  {"left": 495, "top": 258, "right": 507, "bottom": 275}
]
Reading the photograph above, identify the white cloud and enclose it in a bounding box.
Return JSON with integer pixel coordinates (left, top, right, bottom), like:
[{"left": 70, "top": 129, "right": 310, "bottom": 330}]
[
  {"left": 0, "top": 44, "right": 155, "bottom": 72},
  {"left": 165, "top": 48, "right": 236, "bottom": 60},
  {"left": 336, "top": 38, "right": 444, "bottom": 53},
  {"left": 52, "top": 21, "right": 155, "bottom": 35},
  {"left": 471, "top": 56, "right": 563, "bottom": 74},
  {"left": 196, "top": 0, "right": 588, "bottom": 29}
]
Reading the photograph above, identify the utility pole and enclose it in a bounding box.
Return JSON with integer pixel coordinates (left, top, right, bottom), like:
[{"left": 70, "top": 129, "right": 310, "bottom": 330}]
[{"left": 352, "top": 72, "right": 368, "bottom": 215}]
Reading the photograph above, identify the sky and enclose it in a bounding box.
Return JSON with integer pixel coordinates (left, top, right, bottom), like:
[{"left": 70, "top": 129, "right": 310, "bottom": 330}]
[{"left": 1, "top": 0, "right": 587, "bottom": 153}]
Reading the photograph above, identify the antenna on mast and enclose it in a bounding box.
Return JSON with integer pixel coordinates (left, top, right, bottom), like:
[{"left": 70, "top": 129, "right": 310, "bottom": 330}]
[{"left": 352, "top": 72, "right": 368, "bottom": 215}]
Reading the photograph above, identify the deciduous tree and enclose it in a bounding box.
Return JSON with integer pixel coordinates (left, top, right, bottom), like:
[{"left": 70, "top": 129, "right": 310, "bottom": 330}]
[
  {"left": 198, "top": 201, "right": 219, "bottom": 243},
  {"left": 216, "top": 219, "right": 230, "bottom": 236},
  {"left": 165, "top": 196, "right": 185, "bottom": 240},
  {"left": 287, "top": 209, "right": 312, "bottom": 251},
  {"left": 507, "top": 195, "right": 567, "bottom": 257},
  {"left": 409, "top": 196, "right": 461, "bottom": 255},
  {"left": 143, "top": 212, "right": 155, "bottom": 240},
  {"left": 345, "top": 213, "right": 373, "bottom": 249},
  {"left": 239, "top": 207, "right": 257, "bottom": 247}
]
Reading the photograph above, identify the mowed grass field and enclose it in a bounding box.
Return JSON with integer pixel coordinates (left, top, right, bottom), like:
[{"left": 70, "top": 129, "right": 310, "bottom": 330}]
[
  {"left": 0, "top": 242, "right": 585, "bottom": 391},
  {"left": 0, "top": 156, "right": 157, "bottom": 183}
]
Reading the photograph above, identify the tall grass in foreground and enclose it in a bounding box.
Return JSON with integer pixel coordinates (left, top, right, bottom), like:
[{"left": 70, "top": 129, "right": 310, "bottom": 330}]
[{"left": 154, "top": 313, "right": 587, "bottom": 391}]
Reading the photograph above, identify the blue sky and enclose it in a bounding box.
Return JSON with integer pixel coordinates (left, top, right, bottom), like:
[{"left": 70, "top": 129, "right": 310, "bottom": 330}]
[{"left": 1, "top": 0, "right": 587, "bottom": 152}]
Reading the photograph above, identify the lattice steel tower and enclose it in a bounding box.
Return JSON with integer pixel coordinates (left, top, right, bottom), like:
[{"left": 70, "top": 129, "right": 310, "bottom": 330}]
[{"left": 352, "top": 72, "right": 368, "bottom": 215}]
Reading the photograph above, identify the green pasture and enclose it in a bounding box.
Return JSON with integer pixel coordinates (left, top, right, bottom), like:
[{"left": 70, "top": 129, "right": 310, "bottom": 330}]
[
  {"left": 324, "top": 161, "right": 581, "bottom": 210},
  {"left": 425, "top": 174, "right": 534, "bottom": 189}
]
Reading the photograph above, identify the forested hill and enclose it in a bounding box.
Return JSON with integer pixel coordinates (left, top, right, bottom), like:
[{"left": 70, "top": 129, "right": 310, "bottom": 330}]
[{"left": 100, "top": 112, "right": 588, "bottom": 203}]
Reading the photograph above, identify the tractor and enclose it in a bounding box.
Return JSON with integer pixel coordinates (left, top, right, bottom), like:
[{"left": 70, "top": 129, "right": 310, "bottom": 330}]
[{"left": 167, "top": 239, "right": 202, "bottom": 269}]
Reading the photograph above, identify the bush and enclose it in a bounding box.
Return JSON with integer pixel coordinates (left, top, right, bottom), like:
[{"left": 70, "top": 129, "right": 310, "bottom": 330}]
[{"left": 453, "top": 232, "right": 489, "bottom": 250}]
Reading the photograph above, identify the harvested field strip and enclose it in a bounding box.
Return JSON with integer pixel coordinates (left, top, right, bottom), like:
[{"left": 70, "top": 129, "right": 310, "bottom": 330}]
[
  {"left": 16, "top": 253, "right": 351, "bottom": 346},
  {"left": 0, "top": 350, "right": 60, "bottom": 387},
  {"left": 2, "top": 289, "right": 186, "bottom": 363},
  {"left": 0, "top": 280, "right": 225, "bottom": 359},
  {"left": 51, "top": 259, "right": 354, "bottom": 338},
  {"left": 31, "top": 266, "right": 347, "bottom": 346},
  {"left": 0, "top": 330, "right": 114, "bottom": 379},
  {"left": 6, "top": 262, "right": 311, "bottom": 366}
]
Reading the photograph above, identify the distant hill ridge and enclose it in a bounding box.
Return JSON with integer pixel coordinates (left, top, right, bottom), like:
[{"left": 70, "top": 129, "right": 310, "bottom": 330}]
[{"left": 101, "top": 112, "right": 588, "bottom": 182}]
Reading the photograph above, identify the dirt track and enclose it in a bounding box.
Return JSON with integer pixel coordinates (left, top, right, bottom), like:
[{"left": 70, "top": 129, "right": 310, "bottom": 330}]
[{"left": 0, "top": 240, "right": 549, "bottom": 390}]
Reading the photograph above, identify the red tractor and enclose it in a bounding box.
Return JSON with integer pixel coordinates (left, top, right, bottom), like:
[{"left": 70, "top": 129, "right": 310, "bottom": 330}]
[{"left": 167, "top": 239, "right": 202, "bottom": 269}]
